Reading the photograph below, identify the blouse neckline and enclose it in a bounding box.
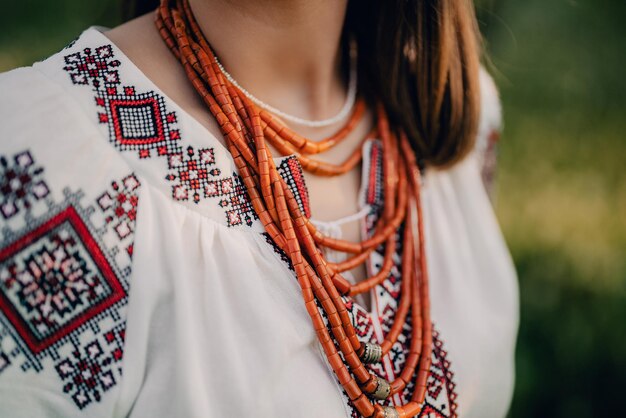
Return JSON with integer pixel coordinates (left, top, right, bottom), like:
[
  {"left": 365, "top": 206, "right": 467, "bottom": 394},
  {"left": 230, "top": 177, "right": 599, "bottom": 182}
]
[
  {"left": 86, "top": 26, "right": 381, "bottom": 227},
  {"left": 71, "top": 27, "right": 392, "bottom": 318}
]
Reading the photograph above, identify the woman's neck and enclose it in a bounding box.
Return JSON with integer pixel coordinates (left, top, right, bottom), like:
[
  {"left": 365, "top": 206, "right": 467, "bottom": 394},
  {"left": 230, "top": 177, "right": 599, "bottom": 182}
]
[{"left": 188, "top": 0, "right": 349, "bottom": 120}]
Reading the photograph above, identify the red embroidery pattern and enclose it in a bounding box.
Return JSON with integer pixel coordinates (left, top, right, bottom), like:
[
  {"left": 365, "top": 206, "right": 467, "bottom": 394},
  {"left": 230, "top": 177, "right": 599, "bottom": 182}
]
[
  {"left": 428, "top": 330, "right": 458, "bottom": 418},
  {"left": 0, "top": 205, "right": 125, "bottom": 354},
  {"left": 277, "top": 156, "right": 311, "bottom": 218},
  {"left": 55, "top": 323, "right": 126, "bottom": 409},
  {"left": 97, "top": 173, "right": 141, "bottom": 256},
  {"left": 63, "top": 45, "right": 120, "bottom": 87},
  {"left": 166, "top": 146, "right": 221, "bottom": 203},
  {"left": 63, "top": 44, "right": 258, "bottom": 228},
  {"left": 0, "top": 150, "right": 50, "bottom": 219},
  {"left": 0, "top": 149, "right": 140, "bottom": 410},
  {"left": 344, "top": 298, "right": 376, "bottom": 343}
]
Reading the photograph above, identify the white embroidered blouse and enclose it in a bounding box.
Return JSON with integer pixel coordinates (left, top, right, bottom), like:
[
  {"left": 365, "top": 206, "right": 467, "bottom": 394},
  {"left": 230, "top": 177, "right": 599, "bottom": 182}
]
[{"left": 0, "top": 27, "right": 518, "bottom": 418}]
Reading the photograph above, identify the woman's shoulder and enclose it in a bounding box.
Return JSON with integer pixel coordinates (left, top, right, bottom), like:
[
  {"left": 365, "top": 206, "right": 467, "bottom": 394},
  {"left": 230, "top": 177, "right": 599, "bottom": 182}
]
[
  {"left": 0, "top": 31, "right": 111, "bottom": 155},
  {"left": 0, "top": 62, "right": 78, "bottom": 151},
  {"left": 0, "top": 63, "right": 54, "bottom": 101},
  {"left": 0, "top": 27, "right": 138, "bottom": 196}
]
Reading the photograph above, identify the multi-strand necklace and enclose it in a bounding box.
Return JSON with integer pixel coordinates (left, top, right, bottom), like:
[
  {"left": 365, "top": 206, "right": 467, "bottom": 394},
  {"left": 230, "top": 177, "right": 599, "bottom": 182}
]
[{"left": 156, "top": 1, "right": 433, "bottom": 417}]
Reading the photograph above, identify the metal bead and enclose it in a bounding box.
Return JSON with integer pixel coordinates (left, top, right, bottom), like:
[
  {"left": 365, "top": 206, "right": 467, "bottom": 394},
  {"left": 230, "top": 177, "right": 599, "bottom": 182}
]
[
  {"left": 360, "top": 342, "right": 382, "bottom": 364},
  {"left": 383, "top": 406, "right": 400, "bottom": 418},
  {"left": 372, "top": 376, "right": 391, "bottom": 400}
]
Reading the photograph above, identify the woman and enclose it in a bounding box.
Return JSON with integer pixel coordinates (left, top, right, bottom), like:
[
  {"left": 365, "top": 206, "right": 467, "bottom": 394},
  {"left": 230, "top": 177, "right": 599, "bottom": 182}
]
[{"left": 0, "top": 0, "right": 518, "bottom": 417}]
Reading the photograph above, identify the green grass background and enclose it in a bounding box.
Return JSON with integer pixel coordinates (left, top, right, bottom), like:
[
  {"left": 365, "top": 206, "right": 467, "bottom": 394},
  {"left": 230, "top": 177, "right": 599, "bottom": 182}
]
[{"left": 1, "top": 1, "right": 624, "bottom": 417}]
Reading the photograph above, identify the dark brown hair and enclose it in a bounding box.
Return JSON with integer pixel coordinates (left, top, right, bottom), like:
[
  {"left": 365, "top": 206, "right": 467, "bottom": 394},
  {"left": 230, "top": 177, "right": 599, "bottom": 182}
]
[{"left": 123, "top": 0, "right": 482, "bottom": 168}]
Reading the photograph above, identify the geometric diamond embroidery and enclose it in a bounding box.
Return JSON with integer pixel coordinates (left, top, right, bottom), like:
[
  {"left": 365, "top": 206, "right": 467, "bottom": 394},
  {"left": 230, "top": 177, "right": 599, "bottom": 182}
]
[
  {"left": 115, "top": 99, "right": 160, "bottom": 140},
  {"left": 0, "top": 205, "right": 124, "bottom": 355},
  {"left": 103, "top": 92, "right": 177, "bottom": 159},
  {"left": 101, "top": 90, "right": 177, "bottom": 159},
  {"left": 63, "top": 45, "right": 120, "bottom": 88},
  {"left": 428, "top": 330, "right": 459, "bottom": 418},
  {"left": 97, "top": 174, "right": 141, "bottom": 256},
  {"left": 166, "top": 146, "right": 221, "bottom": 203},
  {"left": 0, "top": 150, "right": 50, "bottom": 220},
  {"left": 215, "top": 174, "right": 258, "bottom": 227},
  {"left": 55, "top": 323, "right": 125, "bottom": 410}
]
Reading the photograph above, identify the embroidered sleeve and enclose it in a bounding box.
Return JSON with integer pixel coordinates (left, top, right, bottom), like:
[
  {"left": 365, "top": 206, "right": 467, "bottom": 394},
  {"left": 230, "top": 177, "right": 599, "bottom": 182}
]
[
  {"left": 0, "top": 148, "right": 141, "bottom": 414},
  {"left": 476, "top": 67, "right": 503, "bottom": 202},
  {"left": 0, "top": 66, "right": 141, "bottom": 416}
]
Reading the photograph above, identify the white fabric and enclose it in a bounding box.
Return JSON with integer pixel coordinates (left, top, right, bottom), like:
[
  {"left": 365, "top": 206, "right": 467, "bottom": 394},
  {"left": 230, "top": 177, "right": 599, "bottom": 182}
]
[{"left": 0, "top": 27, "right": 518, "bottom": 418}]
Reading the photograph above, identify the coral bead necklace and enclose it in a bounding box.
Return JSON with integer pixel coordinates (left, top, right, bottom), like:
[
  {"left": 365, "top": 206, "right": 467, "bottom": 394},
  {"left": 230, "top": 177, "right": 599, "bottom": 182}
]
[{"left": 156, "top": 1, "right": 433, "bottom": 416}]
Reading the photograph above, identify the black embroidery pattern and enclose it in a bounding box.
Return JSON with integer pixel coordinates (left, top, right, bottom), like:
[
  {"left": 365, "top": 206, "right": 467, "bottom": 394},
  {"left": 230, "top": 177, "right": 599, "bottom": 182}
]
[
  {"left": 262, "top": 232, "right": 293, "bottom": 271},
  {"left": 98, "top": 173, "right": 141, "bottom": 256},
  {"left": 55, "top": 323, "right": 126, "bottom": 409},
  {"left": 0, "top": 151, "right": 50, "bottom": 220}
]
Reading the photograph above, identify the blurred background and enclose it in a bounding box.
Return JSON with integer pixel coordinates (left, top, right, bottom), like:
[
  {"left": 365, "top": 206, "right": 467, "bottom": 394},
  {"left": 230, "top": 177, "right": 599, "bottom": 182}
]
[{"left": 1, "top": 0, "right": 624, "bottom": 417}]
